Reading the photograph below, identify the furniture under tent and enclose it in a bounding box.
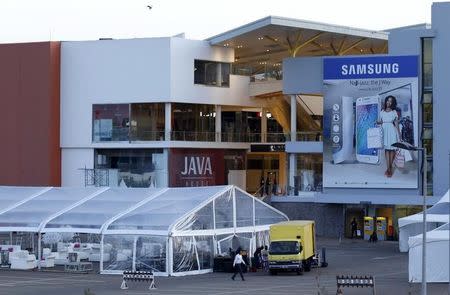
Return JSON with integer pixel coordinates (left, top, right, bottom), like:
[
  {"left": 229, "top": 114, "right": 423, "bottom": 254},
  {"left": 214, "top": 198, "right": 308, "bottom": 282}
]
[{"left": 0, "top": 185, "right": 288, "bottom": 275}]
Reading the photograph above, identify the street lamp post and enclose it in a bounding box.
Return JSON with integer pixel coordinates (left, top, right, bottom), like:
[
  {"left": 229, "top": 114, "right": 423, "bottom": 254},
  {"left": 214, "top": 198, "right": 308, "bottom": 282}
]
[{"left": 392, "top": 142, "right": 427, "bottom": 295}]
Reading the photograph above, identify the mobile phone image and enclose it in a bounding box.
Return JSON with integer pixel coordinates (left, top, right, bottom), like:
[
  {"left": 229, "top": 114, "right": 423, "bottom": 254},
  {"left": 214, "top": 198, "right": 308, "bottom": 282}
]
[
  {"left": 332, "top": 96, "right": 354, "bottom": 164},
  {"left": 355, "top": 96, "right": 380, "bottom": 164}
]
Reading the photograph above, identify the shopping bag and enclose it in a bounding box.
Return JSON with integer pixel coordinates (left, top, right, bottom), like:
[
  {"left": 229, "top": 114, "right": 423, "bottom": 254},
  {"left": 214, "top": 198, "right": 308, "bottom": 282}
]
[
  {"left": 356, "top": 230, "right": 361, "bottom": 237},
  {"left": 402, "top": 148, "right": 413, "bottom": 162},
  {"left": 394, "top": 149, "right": 405, "bottom": 168},
  {"left": 367, "top": 126, "right": 383, "bottom": 149}
]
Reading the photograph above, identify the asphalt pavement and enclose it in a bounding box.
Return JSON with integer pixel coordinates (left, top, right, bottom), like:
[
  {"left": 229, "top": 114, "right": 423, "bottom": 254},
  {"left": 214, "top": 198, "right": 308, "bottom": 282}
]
[{"left": 0, "top": 238, "right": 447, "bottom": 295}]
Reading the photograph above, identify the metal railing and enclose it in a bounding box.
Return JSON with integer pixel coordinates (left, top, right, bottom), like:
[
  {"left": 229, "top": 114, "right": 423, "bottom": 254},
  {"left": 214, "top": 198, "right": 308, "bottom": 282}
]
[{"left": 93, "top": 130, "right": 323, "bottom": 143}]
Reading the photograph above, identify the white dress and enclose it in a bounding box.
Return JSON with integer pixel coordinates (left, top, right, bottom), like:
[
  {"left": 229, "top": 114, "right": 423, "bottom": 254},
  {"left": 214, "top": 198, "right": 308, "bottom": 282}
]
[{"left": 380, "top": 110, "right": 399, "bottom": 150}]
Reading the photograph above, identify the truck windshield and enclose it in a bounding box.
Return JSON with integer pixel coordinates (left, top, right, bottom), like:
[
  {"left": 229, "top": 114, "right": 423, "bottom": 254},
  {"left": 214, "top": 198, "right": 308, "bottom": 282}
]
[{"left": 269, "top": 241, "right": 301, "bottom": 255}]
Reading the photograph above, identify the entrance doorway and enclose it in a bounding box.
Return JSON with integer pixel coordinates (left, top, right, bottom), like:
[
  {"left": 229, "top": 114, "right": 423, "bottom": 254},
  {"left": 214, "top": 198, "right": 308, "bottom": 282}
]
[
  {"left": 246, "top": 153, "right": 286, "bottom": 195},
  {"left": 345, "top": 208, "right": 365, "bottom": 238}
]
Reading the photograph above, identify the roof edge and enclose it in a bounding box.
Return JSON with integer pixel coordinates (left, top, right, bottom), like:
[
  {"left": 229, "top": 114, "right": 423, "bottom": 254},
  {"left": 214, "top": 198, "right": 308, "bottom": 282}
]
[{"left": 206, "top": 15, "right": 388, "bottom": 45}]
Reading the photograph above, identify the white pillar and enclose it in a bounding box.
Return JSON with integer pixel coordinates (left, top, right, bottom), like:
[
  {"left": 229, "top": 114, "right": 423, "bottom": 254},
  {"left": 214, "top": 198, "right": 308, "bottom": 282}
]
[
  {"left": 132, "top": 236, "right": 137, "bottom": 272},
  {"left": 289, "top": 154, "right": 297, "bottom": 195},
  {"left": 165, "top": 102, "right": 171, "bottom": 141},
  {"left": 37, "top": 232, "right": 41, "bottom": 270},
  {"left": 216, "top": 63, "right": 222, "bottom": 87},
  {"left": 215, "top": 105, "right": 222, "bottom": 142},
  {"left": 100, "top": 234, "right": 104, "bottom": 273},
  {"left": 290, "top": 95, "right": 297, "bottom": 142},
  {"left": 261, "top": 108, "right": 267, "bottom": 143}
]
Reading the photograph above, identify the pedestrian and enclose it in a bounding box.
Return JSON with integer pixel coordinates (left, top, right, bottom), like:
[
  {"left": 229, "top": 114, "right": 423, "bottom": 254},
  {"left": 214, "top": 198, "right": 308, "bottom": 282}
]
[
  {"left": 231, "top": 250, "right": 246, "bottom": 281},
  {"left": 350, "top": 218, "right": 358, "bottom": 239},
  {"left": 260, "top": 176, "right": 265, "bottom": 198},
  {"left": 369, "top": 230, "right": 378, "bottom": 243},
  {"left": 253, "top": 246, "right": 263, "bottom": 268},
  {"left": 261, "top": 245, "right": 269, "bottom": 271}
]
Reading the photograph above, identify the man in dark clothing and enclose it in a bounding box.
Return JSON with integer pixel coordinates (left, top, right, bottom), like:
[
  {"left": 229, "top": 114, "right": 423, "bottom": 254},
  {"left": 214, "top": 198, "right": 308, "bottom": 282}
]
[
  {"left": 350, "top": 218, "right": 358, "bottom": 239},
  {"left": 253, "top": 246, "right": 263, "bottom": 268}
]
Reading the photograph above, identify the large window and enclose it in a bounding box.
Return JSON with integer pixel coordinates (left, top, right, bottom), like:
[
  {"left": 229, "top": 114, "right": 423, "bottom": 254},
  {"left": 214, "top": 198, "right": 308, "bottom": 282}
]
[
  {"left": 172, "top": 103, "right": 215, "bottom": 141},
  {"left": 222, "top": 111, "right": 261, "bottom": 142},
  {"left": 93, "top": 104, "right": 129, "bottom": 142},
  {"left": 130, "top": 103, "right": 165, "bottom": 141},
  {"left": 421, "top": 38, "right": 433, "bottom": 194},
  {"left": 294, "top": 154, "right": 323, "bottom": 193},
  {"left": 95, "top": 149, "right": 166, "bottom": 188},
  {"left": 194, "top": 60, "right": 230, "bottom": 87},
  {"left": 93, "top": 103, "right": 165, "bottom": 142}
]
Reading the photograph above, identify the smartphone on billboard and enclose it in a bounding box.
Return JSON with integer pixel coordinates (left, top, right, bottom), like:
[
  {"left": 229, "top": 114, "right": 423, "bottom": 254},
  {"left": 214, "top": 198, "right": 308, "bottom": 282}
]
[{"left": 355, "top": 96, "right": 380, "bottom": 164}]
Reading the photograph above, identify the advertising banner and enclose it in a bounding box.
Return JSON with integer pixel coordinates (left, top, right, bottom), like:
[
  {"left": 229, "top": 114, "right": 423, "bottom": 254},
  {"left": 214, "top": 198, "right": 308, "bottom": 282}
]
[
  {"left": 323, "top": 55, "right": 419, "bottom": 188},
  {"left": 169, "top": 148, "right": 225, "bottom": 187}
]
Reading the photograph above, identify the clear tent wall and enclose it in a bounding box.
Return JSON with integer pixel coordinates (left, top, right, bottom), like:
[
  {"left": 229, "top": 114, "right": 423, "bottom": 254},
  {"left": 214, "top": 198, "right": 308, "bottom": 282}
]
[{"left": 0, "top": 185, "right": 287, "bottom": 276}]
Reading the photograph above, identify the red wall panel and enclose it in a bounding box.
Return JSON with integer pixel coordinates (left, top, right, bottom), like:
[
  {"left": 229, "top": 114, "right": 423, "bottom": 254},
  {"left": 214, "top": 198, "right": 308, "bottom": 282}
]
[
  {"left": 169, "top": 148, "right": 225, "bottom": 187},
  {"left": 0, "top": 42, "right": 61, "bottom": 186}
]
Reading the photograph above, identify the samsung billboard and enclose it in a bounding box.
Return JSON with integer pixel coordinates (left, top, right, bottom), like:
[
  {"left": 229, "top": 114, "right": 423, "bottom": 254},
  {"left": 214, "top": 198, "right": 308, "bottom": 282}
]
[{"left": 323, "top": 55, "right": 419, "bottom": 188}]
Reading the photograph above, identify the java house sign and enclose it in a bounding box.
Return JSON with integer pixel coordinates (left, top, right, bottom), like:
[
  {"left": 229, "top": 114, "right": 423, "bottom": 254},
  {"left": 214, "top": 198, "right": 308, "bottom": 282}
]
[{"left": 169, "top": 149, "right": 225, "bottom": 187}]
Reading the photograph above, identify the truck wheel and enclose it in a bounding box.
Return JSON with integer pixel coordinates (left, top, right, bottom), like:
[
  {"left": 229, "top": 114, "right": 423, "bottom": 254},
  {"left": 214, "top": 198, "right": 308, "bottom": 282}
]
[
  {"left": 269, "top": 270, "right": 277, "bottom": 275},
  {"left": 296, "top": 268, "right": 303, "bottom": 275}
]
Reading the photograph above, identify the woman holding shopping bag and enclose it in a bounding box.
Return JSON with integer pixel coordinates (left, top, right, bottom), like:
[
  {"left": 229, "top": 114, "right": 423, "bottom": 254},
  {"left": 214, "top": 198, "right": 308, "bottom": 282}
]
[{"left": 377, "top": 95, "right": 401, "bottom": 178}]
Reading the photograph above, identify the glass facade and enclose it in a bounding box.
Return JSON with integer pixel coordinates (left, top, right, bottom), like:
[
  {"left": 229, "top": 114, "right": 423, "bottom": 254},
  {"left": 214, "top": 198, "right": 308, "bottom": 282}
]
[
  {"left": 294, "top": 154, "right": 323, "bottom": 193},
  {"left": 95, "top": 149, "right": 166, "bottom": 188},
  {"left": 93, "top": 103, "right": 165, "bottom": 142},
  {"left": 93, "top": 104, "right": 129, "bottom": 142},
  {"left": 130, "top": 103, "right": 165, "bottom": 141},
  {"left": 422, "top": 37, "right": 433, "bottom": 194},
  {"left": 171, "top": 103, "right": 216, "bottom": 141},
  {"left": 222, "top": 111, "right": 261, "bottom": 142},
  {"left": 194, "top": 60, "right": 230, "bottom": 87}
]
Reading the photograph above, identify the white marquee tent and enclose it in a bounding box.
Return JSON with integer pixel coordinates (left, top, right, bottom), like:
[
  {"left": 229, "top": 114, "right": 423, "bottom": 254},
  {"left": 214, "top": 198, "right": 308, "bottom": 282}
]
[
  {"left": 408, "top": 223, "right": 449, "bottom": 282},
  {"left": 398, "top": 190, "right": 449, "bottom": 252},
  {"left": 0, "top": 185, "right": 288, "bottom": 275}
]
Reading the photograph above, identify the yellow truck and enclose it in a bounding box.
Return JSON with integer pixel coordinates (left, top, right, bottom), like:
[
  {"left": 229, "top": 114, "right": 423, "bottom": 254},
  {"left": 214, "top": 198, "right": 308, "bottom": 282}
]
[{"left": 268, "top": 220, "right": 316, "bottom": 275}]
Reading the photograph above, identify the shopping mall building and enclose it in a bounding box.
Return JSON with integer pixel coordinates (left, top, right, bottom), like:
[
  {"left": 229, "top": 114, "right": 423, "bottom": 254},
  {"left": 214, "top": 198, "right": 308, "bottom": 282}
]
[{"left": 0, "top": 2, "right": 449, "bottom": 238}]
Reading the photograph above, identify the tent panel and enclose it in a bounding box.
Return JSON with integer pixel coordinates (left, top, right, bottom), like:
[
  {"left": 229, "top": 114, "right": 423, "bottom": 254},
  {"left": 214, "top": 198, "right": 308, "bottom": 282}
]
[
  {"left": 103, "top": 235, "right": 134, "bottom": 272},
  {"left": 235, "top": 190, "right": 253, "bottom": 227},
  {"left": 107, "top": 187, "right": 226, "bottom": 232},
  {"left": 173, "top": 201, "right": 214, "bottom": 232},
  {"left": 45, "top": 188, "right": 160, "bottom": 230},
  {"left": 254, "top": 201, "right": 287, "bottom": 226},
  {"left": 0, "top": 187, "right": 48, "bottom": 214},
  {"left": 172, "top": 236, "right": 197, "bottom": 273},
  {"left": 0, "top": 187, "right": 99, "bottom": 229},
  {"left": 135, "top": 235, "right": 167, "bottom": 272},
  {"left": 214, "top": 190, "right": 233, "bottom": 229}
]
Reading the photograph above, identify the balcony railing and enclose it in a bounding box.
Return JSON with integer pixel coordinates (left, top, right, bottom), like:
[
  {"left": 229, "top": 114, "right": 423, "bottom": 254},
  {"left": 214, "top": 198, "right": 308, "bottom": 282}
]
[{"left": 93, "top": 130, "right": 323, "bottom": 143}]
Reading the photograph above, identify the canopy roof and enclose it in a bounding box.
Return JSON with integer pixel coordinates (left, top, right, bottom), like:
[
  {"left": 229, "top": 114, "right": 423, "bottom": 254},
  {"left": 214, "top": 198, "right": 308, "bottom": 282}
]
[
  {"left": 0, "top": 186, "right": 287, "bottom": 236},
  {"left": 206, "top": 16, "right": 388, "bottom": 75}
]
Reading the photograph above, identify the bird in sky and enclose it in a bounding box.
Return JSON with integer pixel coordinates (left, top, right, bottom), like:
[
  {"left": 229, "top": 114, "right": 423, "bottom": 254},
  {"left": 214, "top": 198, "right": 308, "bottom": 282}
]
[{"left": 147, "top": 5, "right": 152, "bottom": 10}]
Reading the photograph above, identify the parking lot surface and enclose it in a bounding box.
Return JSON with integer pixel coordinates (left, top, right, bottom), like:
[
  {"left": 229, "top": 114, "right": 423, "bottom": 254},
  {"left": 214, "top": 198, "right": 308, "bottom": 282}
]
[{"left": 0, "top": 238, "right": 447, "bottom": 295}]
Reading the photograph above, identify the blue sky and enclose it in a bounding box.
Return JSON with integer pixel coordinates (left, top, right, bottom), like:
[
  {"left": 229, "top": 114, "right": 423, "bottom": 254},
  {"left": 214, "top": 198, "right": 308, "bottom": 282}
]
[{"left": 0, "top": 0, "right": 441, "bottom": 43}]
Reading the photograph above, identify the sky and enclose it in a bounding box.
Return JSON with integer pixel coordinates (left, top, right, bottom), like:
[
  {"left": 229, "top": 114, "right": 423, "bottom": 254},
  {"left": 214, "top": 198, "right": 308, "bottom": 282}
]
[{"left": 0, "top": 0, "right": 444, "bottom": 43}]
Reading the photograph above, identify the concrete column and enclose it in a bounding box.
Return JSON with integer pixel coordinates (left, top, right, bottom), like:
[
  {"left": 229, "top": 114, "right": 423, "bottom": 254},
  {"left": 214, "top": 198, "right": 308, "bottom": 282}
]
[
  {"left": 216, "top": 63, "right": 222, "bottom": 87},
  {"left": 215, "top": 105, "right": 222, "bottom": 142},
  {"left": 165, "top": 102, "right": 171, "bottom": 141},
  {"left": 290, "top": 95, "right": 297, "bottom": 141},
  {"left": 261, "top": 108, "right": 267, "bottom": 143},
  {"left": 289, "top": 153, "right": 297, "bottom": 195}
]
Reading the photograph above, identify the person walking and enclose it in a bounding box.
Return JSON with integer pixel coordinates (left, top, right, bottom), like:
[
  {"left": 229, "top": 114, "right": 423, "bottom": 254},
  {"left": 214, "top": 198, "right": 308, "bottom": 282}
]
[
  {"left": 350, "top": 218, "right": 358, "bottom": 239},
  {"left": 231, "top": 250, "right": 246, "bottom": 281}
]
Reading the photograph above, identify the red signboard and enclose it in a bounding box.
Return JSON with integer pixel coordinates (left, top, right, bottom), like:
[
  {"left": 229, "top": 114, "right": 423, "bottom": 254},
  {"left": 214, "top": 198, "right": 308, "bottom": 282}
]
[{"left": 169, "top": 149, "right": 225, "bottom": 187}]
